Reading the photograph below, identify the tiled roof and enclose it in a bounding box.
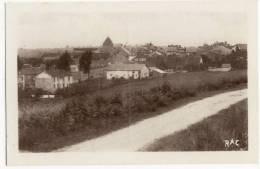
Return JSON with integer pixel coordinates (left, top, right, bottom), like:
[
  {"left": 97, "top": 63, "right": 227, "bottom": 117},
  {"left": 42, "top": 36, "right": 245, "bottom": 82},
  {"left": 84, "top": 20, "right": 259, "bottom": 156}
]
[
  {"left": 42, "top": 53, "right": 60, "bottom": 59},
  {"left": 46, "top": 69, "right": 71, "bottom": 78},
  {"left": 149, "top": 67, "right": 166, "bottom": 73},
  {"left": 20, "top": 67, "right": 44, "bottom": 75},
  {"left": 236, "top": 44, "right": 247, "bottom": 50},
  {"left": 103, "top": 37, "right": 113, "bottom": 47},
  {"left": 222, "top": 63, "right": 231, "bottom": 68},
  {"left": 186, "top": 47, "right": 198, "bottom": 53},
  {"left": 45, "top": 69, "right": 82, "bottom": 79},
  {"left": 120, "top": 46, "right": 131, "bottom": 55},
  {"left": 106, "top": 63, "right": 147, "bottom": 71},
  {"left": 211, "top": 45, "right": 232, "bottom": 55}
]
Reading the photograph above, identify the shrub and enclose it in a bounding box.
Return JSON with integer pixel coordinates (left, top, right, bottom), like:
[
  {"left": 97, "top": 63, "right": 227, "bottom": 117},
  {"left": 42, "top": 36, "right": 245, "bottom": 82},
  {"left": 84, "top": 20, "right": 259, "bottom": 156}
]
[
  {"left": 18, "top": 88, "right": 46, "bottom": 100},
  {"left": 110, "top": 93, "right": 122, "bottom": 105},
  {"left": 108, "top": 104, "right": 124, "bottom": 116},
  {"left": 160, "top": 82, "right": 172, "bottom": 94},
  {"left": 94, "top": 95, "right": 108, "bottom": 107},
  {"left": 150, "top": 86, "right": 160, "bottom": 93},
  {"left": 19, "top": 70, "right": 248, "bottom": 151},
  {"left": 127, "top": 95, "right": 150, "bottom": 113},
  {"left": 55, "top": 78, "right": 109, "bottom": 98},
  {"left": 111, "top": 77, "right": 128, "bottom": 86}
]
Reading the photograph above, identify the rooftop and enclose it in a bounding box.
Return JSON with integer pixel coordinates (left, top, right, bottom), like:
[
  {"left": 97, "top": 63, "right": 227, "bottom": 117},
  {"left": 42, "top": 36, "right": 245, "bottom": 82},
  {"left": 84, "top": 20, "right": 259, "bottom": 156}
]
[
  {"left": 106, "top": 63, "right": 147, "bottom": 71},
  {"left": 103, "top": 37, "right": 113, "bottom": 47},
  {"left": 236, "top": 44, "right": 247, "bottom": 50},
  {"left": 20, "top": 65, "right": 45, "bottom": 75}
]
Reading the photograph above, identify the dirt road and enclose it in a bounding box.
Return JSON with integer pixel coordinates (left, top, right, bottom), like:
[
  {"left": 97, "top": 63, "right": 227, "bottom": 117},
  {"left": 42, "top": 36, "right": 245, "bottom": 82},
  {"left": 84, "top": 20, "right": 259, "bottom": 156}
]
[{"left": 57, "top": 89, "right": 247, "bottom": 152}]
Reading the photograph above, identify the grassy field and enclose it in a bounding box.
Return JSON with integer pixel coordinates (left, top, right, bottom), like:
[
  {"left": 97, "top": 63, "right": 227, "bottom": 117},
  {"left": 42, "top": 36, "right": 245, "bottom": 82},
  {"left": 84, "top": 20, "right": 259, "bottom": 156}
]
[
  {"left": 19, "top": 70, "right": 247, "bottom": 117},
  {"left": 144, "top": 99, "right": 248, "bottom": 151},
  {"left": 18, "top": 70, "right": 247, "bottom": 151}
]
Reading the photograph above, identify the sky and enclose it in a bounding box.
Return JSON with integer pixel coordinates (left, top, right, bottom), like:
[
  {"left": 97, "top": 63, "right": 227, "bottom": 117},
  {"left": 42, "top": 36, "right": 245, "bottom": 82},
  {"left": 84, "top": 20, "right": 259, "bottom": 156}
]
[{"left": 9, "top": 1, "right": 248, "bottom": 48}]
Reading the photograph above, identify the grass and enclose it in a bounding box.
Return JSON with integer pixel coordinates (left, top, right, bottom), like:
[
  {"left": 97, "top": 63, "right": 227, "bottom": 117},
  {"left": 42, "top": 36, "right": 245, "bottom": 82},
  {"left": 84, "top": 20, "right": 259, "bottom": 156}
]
[
  {"left": 19, "top": 70, "right": 247, "bottom": 117},
  {"left": 18, "top": 70, "right": 247, "bottom": 152},
  {"left": 144, "top": 99, "right": 248, "bottom": 151},
  {"left": 19, "top": 85, "right": 246, "bottom": 152}
]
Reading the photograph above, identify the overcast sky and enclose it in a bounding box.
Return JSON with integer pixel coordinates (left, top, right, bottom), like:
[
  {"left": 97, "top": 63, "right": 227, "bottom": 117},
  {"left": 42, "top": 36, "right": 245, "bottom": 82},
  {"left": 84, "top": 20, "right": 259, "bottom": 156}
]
[{"left": 9, "top": 1, "right": 248, "bottom": 48}]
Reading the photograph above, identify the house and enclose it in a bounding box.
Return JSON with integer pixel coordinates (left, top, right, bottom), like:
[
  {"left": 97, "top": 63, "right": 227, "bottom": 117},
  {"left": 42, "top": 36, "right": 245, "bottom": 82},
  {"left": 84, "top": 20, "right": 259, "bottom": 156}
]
[
  {"left": 166, "top": 45, "right": 186, "bottom": 56},
  {"left": 232, "top": 44, "right": 247, "bottom": 52},
  {"left": 70, "top": 64, "right": 79, "bottom": 72},
  {"left": 221, "top": 63, "right": 232, "bottom": 71},
  {"left": 149, "top": 67, "right": 167, "bottom": 77},
  {"left": 128, "top": 55, "right": 137, "bottom": 62},
  {"left": 42, "top": 53, "right": 60, "bottom": 62},
  {"left": 132, "top": 48, "right": 163, "bottom": 63},
  {"left": 105, "top": 63, "right": 149, "bottom": 80},
  {"left": 112, "top": 46, "right": 131, "bottom": 63},
  {"left": 135, "top": 46, "right": 151, "bottom": 58},
  {"left": 208, "top": 63, "right": 232, "bottom": 72},
  {"left": 18, "top": 64, "right": 45, "bottom": 89},
  {"left": 152, "top": 51, "right": 163, "bottom": 56},
  {"left": 35, "top": 70, "right": 80, "bottom": 92},
  {"left": 184, "top": 55, "right": 203, "bottom": 71},
  {"left": 89, "top": 67, "right": 106, "bottom": 79},
  {"left": 133, "top": 56, "right": 147, "bottom": 62},
  {"left": 210, "top": 45, "right": 232, "bottom": 55},
  {"left": 186, "top": 47, "right": 198, "bottom": 55},
  {"left": 70, "top": 56, "right": 80, "bottom": 72}
]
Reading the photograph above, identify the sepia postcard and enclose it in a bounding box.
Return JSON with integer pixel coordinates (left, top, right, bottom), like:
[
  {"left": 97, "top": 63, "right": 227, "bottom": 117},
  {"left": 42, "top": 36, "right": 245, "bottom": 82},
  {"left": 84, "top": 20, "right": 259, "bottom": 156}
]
[{"left": 5, "top": 0, "right": 258, "bottom": 165}]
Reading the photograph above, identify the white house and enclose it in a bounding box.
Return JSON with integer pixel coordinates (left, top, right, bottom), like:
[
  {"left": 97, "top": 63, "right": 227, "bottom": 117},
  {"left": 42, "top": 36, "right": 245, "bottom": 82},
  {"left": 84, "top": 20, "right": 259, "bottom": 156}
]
[
  {"left": 232, "top": 44, "right": 247, "bottom": 52},
  {"left": 35, "top": 70, "right": 79, "bottom": 92},
  {"left": 208, "top": 63, "right": 232, "bottom": 72},
  {"left": 149, "top": 67, "right": 167, "bottom": 77},
  {"left": 105, "top": 63, "right": 149, "bottom": 80},
  {"left": 70, "top": 64, "right": 79, "bottom": 72}
]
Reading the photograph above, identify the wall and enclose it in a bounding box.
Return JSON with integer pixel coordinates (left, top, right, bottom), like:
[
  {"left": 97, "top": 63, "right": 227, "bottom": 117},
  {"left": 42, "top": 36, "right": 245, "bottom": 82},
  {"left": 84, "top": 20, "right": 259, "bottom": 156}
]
[
  {"left": 106, "top": 70, "right": 140, "bottom": 80},
  {"left": 208, "top": 67, "right": 231, "bottom": 72},
  {"left": 140, "top": 66, "right": 150, "bottom": 78},
  {"left": 35, "top": 77, "right": 55, "bottom": 92}
]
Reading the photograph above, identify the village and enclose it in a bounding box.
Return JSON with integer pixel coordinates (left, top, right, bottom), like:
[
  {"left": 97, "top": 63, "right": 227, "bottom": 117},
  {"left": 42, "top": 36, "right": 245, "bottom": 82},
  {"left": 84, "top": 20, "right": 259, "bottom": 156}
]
[
  {"left": 17, "top": 36, "right": 247, "bottom": 98},
  {"left": 8, "top": 0, "right": 253, "bottom": 156}
]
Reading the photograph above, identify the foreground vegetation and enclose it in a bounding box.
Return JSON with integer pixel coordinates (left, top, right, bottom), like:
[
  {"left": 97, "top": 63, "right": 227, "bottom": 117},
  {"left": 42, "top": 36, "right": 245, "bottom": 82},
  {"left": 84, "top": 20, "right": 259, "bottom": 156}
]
[
  {"left": 19, "top": 70, "right": 247, "bottom": 151},
  {"left": 144, "top": 99, "right": 248, "bottom": 151}
]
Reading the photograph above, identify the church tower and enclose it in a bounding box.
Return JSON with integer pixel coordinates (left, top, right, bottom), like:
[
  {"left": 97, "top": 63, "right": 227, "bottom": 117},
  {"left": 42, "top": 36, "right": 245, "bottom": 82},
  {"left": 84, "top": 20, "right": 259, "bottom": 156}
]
[{"left": 103, "top": 37, "right": 113, "bottom": 48}]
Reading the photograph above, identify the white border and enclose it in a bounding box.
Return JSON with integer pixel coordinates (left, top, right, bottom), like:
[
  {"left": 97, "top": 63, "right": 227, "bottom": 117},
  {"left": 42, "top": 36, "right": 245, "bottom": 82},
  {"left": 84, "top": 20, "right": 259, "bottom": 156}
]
[{"left": 2, "top": 0, "right": 259, "bottom": 167}]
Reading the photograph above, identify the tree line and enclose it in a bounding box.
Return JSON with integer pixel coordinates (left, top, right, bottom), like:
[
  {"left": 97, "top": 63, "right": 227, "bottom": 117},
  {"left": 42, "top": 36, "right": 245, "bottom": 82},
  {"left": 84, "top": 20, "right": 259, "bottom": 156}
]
[
  {"left": 18, "top": 50, "right": 93, "bottom": 76},
  {"left": 146, "top": 48, "right": 247, "bottom": 71}
]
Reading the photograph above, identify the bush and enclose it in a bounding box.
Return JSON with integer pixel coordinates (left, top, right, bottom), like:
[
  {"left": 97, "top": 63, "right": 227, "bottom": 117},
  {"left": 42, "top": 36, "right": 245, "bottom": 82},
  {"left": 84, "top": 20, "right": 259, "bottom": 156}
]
[
  {"left": 160, "top": 82, "right": 171, "bottom": 94},
  {"left": 94, "top": 95, "right": 108, "bottom": 107},
  {"left": 111, "top": 77, "right": 127, "bottom": 86},
  {"left": 18, "top": 88, "right": 47, "bottom": 101},
  {"left": 108, "top": 104, "right": 124, "bottom": 116},
  {"left": 110, "top": 93, "right": 122, "bottom": 105},
  {"left": 127, "top": 95, "right": 150, "bottom": 113},
  {"left": 55, "top": 78, "right": 109, "bottom": 98},
  {"left": 19, "top": 70, "right": 248, "bottom": 151}
]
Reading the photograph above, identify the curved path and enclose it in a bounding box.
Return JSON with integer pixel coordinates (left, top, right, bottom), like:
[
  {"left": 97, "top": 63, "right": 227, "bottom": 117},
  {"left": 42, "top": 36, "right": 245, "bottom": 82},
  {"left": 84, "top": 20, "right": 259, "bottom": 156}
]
[{"left": 57, "top": 89, "right": 247, "bottom": 152}]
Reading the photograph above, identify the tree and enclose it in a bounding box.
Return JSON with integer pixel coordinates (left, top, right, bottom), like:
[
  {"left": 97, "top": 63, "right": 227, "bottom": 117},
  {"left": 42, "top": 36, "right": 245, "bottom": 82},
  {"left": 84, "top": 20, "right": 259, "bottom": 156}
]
[
  {"left": 57, "top": 51, "right": 72, "bottom": 71},
  {"left": 226, "top": 49, "right": 247, "bottom": 69},
  {"left": 45, "top": 59, "right": 58, "bottom": 70},
  {"left": 79, "top": 50, "right": 92, "bottom": 77}
]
